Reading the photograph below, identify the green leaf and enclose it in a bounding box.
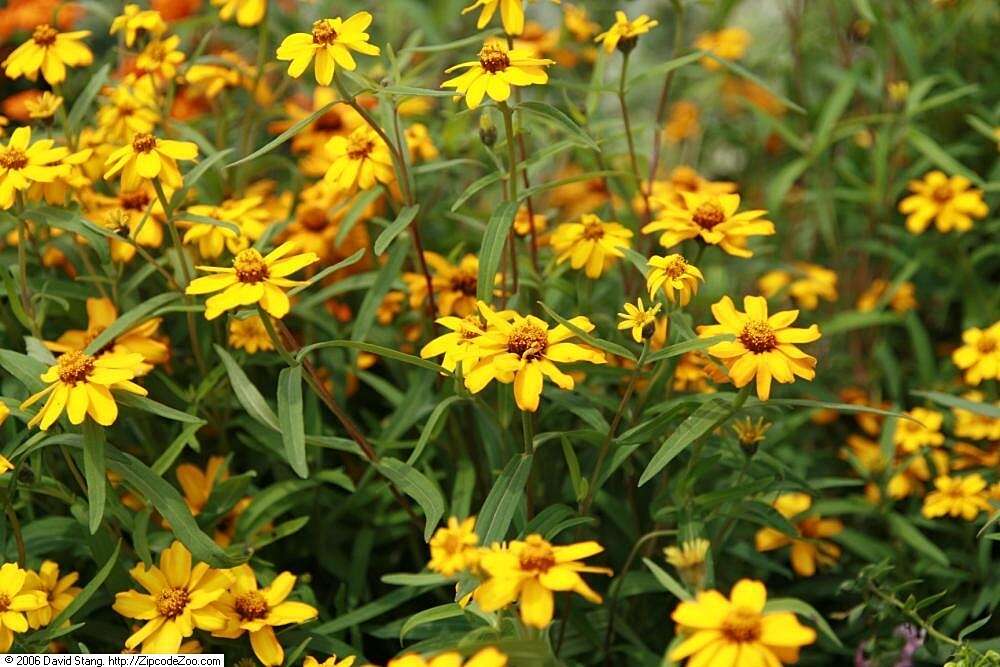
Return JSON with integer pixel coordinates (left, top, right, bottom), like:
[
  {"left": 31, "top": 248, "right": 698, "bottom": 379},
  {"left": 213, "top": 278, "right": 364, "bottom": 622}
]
[
  {"left": 701, "top": 52, "right": 805, "bottom": 114},
  {"left": 517, "top": 101, "right": 599, "bottom": 150},
  {"left": 639, "top": 396, "right": 733, "bottom": 486},
  {"left": 116, "top": 393, "right": 204, "bottom": 424},
  {"left": 215, "top": 344, "right": 279, "bottom": 430},
  {"left": 887, "top": 513, "right": 949, "bottom": 566},
  {"left": 296, "top": 340, "right": 445, "bottom": 374},
  {"left": 907, "top": 129, "right": 985, "bottom": 185},
  {"left": 85, "top": 293, "right": 181, "bottom": 355},
  {"left": 477, "top": 454, "right": 533, "bottom": 546},
  {"left": 627, "top": 51, "right": 703, "bottom": 87},
  {"left": 374, "top": 205, "right": 419, "bottom": 256},
  {"left": 1, "top": 268, "right": 34, "bottom": 332},
  {"left": 643, "top": 557, "right": 692, "bottom": 601},
  {"left": 817, "top": 310, "right": 904, "bottom": 336},
  {"left": 644, "top": 334, "right": 734, "bottom": 364},
  {"left": 477, "top": 201, "right": 519, "bottom": 302},
  {"left": 82, "top": 421, "right": 106, "bottom": 534},
  {"left": 289, "top": 248, "right": 366, "bottom": 296},
  {"left": 34, "top": 541, "right": 121, "bottom": 643},
  {"left": 538, "top": 301, "right": 636, "bottom": 362},
  {"left": 67, "top": 63, "right": 111, "bottom": 134},
  {"left": 169, "top": 148, "right": 234, "bottom": 212},
  {"left": 351, "top": 238, "right": 408, "bottom": 343},
  {"left": 229, "top": 101, "right": 339, "bottom": 167},
  {"left": 278, "top": 366, "right": 308, "bottom": 478},
  {"left": 408, "top": 395, "right": 465, "bottom": 465},
  {"left": 400, "top": 603, "right": 465, "bottom": 641},
  {"left": 911, "top": 390, "right": 1000, "bottom": 420},
  {"left": 450, "top": 172, "right": 502, "bottom": 212},
  {"left": 765, "top": 597, "right": 843, "bottom": 647},
  {"left": 812, "top": 71, "right": 858, "bottom": 152},
  {"left": 0, "top": 349, "right": 46, "bottom": 392},
  {"left": 376, "top": 457, "right": 445, "bottom": 541}
]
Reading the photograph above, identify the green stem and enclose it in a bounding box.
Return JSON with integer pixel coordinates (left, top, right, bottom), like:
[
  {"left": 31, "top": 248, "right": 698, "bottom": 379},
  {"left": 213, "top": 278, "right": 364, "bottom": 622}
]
[
  {"left": 617, "top": 51, "right": 648, "bottom": 222},
  {"left": 499, "top": 101, "right": 520, "bottom": 297},
  {"left": 520, "top": 409, "right": 534, "bottom": 455}
]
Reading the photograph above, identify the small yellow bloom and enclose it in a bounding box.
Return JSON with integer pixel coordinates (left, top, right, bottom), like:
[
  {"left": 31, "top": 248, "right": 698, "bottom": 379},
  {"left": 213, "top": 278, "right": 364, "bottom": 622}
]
[
  {"left": 699, "top": 295, "right": 821, "bottom": 400},
  {"left": 323, "top": 126, "right": 395, "bottom": 191},
  {"left": 2, "top": 24, "right": 93, "bottom": 85},
  {"left": 952, "top": 321, "right": 999, "bottom": 385},
  {"left": 276, "top": 13, "right": 381, "bottom": 86},
  {"left": 594, "top": 11, "right": 658, "bottom": 53},
  {"left": 695, "top": 27, "right": 751, "bottom": 71},
  {"left": 229, "top": 315, "right": 275, "bottom": 354},
  {"left": 388, "top": 647, "right": 507, "bottom": 667},
  {"left": 617, "top": 298, "right": 661, "bottom": 343},
  {"left": 97, "top": 83, "right": 161, "bottom": 141},
  {"left": 755, "top": 493, "right": 843, "bottom": 577},
  {"left": 211, "top": 564, "right": 318, "bottom": 666},
  {"left": 856, "top": 279, "right": 917, "bottom": 313},
  {"left": 645, "top": 166, "right": 737, "bottom": 215},
  {"left": 664, "top": 100, "right": 700, "bottom": 143},
  {"left": 185, "top": 243, "right": 319, "bottom": 320},
  {"left": 104, "top": 133, "right": 198, "bottom": 191},
  {"left": 304, "top": 656, "right": 355, "bottom": 667},
  {"left": 212, "top": 0, "right": 267, "bottom": 27},
  {"left": 664, "top": 539, "right": 710, "bottom": 590},
  {"left": 898, "top": 170, "right": 988, "bottom": 234},
  {"left": 647, "top": 254, "right": 704, "bottom": 306},
  {"left": 758, "top": 263, "right": 838, "bottom": 310},
  {"left": 0, "top": 563, "right": 48, "bottom": 652},
  {"left": 894, "top": 407, "right": 944, "bottom": 453},
  {"left": 20, "top": 350, "right": 148, "bottom": 430},
  {"left": 405, "top": 123, "right": 439, "bottom": 162},
  {"left": 131, "top": 35, "right": 186, "bottom": 85},
  {"left": 428, "top": 516, "right": 479, "bottom": 576},
  {"left": 887, "top": 80, "right": 910, "bottom": 103},
  {"left": 952, "top": 392, "right": 1000, "bottom": 442},
  {"left": 474, "top": 535, "right": 611, "bottom": 628},
  {"left": 25, "top": 91, "right": 63, "bottom": 119},
  {"left": 23, "top": 561, "right": 82, "bottom": 629},
  {"left": 442, "top": 39, "right": 554, "bottom": 109},
  {"left": 550, "top": 213, "right": 632, "bottom": 279},
  {"left": 732, "top": 416, "right": 771, "bottom": 449},
  {"left": 643, "top": 192, "right": 775, "bottom": 258},
  {"left": 0, "top": 126, "right": 70, "bottom": 209},
  {"left": 110, "top": 4, "right": 167, "bottom": 47},
  {"left": 404, "top": 252, "right": 480, "bottom": 318},
  {"left": 669, "top": 579, "right": 815, "bottom": 665},
  {"left": 420, "top": 312, "right": 492, "bottom": 374},
  {"left": 563, "top": 4, "right": 599, "bottom": 42},
  {"left": 462, "top": 0, "right": 528, "bottom": 35},
  {"left": 513, "top": 207, "right": 547, "bottom": 237},
  {"left": 922, "top": 474, "right": 992, "bottom": 521},
  {"left": 182, "top": 195, "right": 270, "bottom": 258}
]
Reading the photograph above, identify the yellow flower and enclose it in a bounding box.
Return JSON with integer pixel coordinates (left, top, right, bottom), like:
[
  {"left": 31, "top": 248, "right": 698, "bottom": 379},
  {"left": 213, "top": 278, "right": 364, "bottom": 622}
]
[
  {"left": 212, "top": 0, "right": 267, "bottom": 27},
  {"left": 388, "top": 648, "right": 507, "bottom": 667},
  {"left": 647, "top": 254, "right": 704, "bottom": 306},
  {"left": 732, "top": 416, "right": 771, "bottom": 449},
  {"left": 405, "top": 123, "right": 439, "bottom": 162},
  {"left": 664, "top": 539, "right": 710, "bottom": 590},
  {"left": 420, "top": 312, "right": 493, "bottom": 374},
  {"left": 550, "top": 213, "right": 633, "bottom": 279},
  {"left": 20, "top": 350, "right": 148, "bottom": 430},
  {"left": 183, "top": 60, "right": 245, "bottom": 101},
  {"left": 442, "top": 39, "right": 554, "bottom": 109},
  {"left": 887, "top": 80, "right": 910, "bottom": 103},
  {"left": 323, "top": 126, "right": 395, "bottom": 191},
  {"left": 404, "top": 252, "right": 480, "bottom": 318},
  {"left": 695, "top": 27, "right": 751, "bottom": 71},
  {"left": 2, "top": 24, "right": 93, "bottom": 85},
  {"left": 698, "top": 295, "right": 821, "bottom": 400},
  {"left": 304, "top": 656, "right": 355, "bottom": 667},
  {"left": 23, "top": 561, "right": 82, "bottom": 629},
  {"left": 664, "top": 100, "right": 700, "bottom": 143},
  {"left": 462, "top": 0, "right": 525, "bottom": 35},
  {"left": 174, "top": 456, "right": 249, "bottom": 546},
  {"left": 186, "top": 243, "right": 318, "bottom": 321},
  {"left": 229, "top": 315, "right": 275, "bottom": 354},
  {"left": 645, "top": 166, "right": 737, "bottom": 215},
  {"left": 276, "top": 13, "right": 381, "bottom": 86},
  {"left": 563, "top": 4, "right": 599, "bottom": 42},
  {"left": 473, "top": 535, "right": 611, "bottom": 628},
  {"left": 104, "top": 132, "right": 198, "bottom": 191},
  {"left": 754, "top": 493, "right": 843, "bottom": 577},
  {"left": 110, "top": 4, "right": 167, "bottom": 46},
  {"left": 643, "top": 192, "right": 775, "bottom": 258},
  {"left": 617, "top": 298, "right": 662, "bottom": 343},
  {"left": 113, "top": 541, "right": 231, "bottom": 653},
  {"left": 922, "top": 474, "right": 992, "bottom": 520},
  {"left": 428, "top": 516, "right": 479, "bottom": 576},
  {"left": 513, "top": 208, "right": 547, "bottom": 237},
  {"left": 211, "top": 564, "right": 318, "bottom": 666},
  {"left": 594, "top": 11, "right": 659, "bottom": 53},
  {"left": 0, "top": 563, "right": 48, "bottom": 652},
  {"left": 952, "top": 321, "right": 999, "bottom": 385},
  {"left": 25, "top": 91, "right": 63, "bottom": 119},
  {"left": 953, "top": 392, "right": 1000, "bottom": 441},
  {"left": 464, "top": 303, "right": 606, "bottom": 412},
  {"left": 669, "top": 579, "right": 816, "bottom": 665},
  {"left": 856, "top": 279, "right": 917, "bottom": 313},
  {"left": 182, "top": 195, "right": 269, "bottom": 258},
  {"left": 758, "top": 263, "right": 838, "bottom": 310},
  {"left": 894, "top": 407, "right": 944, "bottom": 453},
  {"left": 97, "top": 83, "right": 161, "bottom": 141},
  {"left": 131, "top": 35, "right": 186, "bottom": 85},
  {"left": 673, "top": 352, "right": 725, "bottom": 394},
  {"left": 898, "top": 170, "right": 988, "bottom": 234},
  {"left": 0, "top": 126, "right": 70, "bottom": 209}
]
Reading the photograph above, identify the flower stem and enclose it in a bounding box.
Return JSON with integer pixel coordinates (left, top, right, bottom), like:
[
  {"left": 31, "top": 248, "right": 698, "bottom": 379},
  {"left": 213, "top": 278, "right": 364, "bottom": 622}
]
[
  {"left": 499, "top": 101, "right": 520, "bottom": 296},
  {"left": 520, "top": 409, "right": 534, "bottom": 455},
  {"left": 617, "top": 50, "right": 649, "bottom": 224}
]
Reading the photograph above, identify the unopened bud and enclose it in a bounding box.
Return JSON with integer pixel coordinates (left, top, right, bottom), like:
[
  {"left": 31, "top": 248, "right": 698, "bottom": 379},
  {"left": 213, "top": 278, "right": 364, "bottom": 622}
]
[{"left": 479, "top": 113, "right": 497, "bottom": 147}]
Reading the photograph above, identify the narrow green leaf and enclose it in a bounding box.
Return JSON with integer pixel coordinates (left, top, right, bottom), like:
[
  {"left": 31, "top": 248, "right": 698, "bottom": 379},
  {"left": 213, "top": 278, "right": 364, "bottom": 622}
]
[
  {"left": 376, "top": 457, "right": 445, "bottom": 541},
  {"left": 289, "top": 248, "right": 366, "bottom": 296},
  {"left": 0, "top": 349, "right": 46, "bottom": 392},
  {"left": 450, "top": 172, "right": 502, "bottom": 212},
  {"left": 911, "top": 390, "right": 1000, "bottom": 420},
  {"left": 477, "top": 454, "right": 533, "bottom": 546},
  {"left": 229, "top": 102, "right": 339, "bottom": 167},
  {"left": 169, "top": 148, "right": 234, "bottom": 213},
  {"left": 407, "top": 395, "right": 465, "bottom": 465},
  {"left": 351, "top": 239, "right": 408, "bottom": 343},
  {"left": 477, "top": 202, "right": 519, "bottom": 302},
  {"left": 888, "top": 513, "right": 949, "bottom": 566},
  {"left": 82, "top": 421, "right": 106, "bottom": 534},
  {"left": 278, "top": 366, "right": 308, "bottom": 478},
  {"left": 644, "top": 334, "right": 734, "bottom": 364},
  {"left": 116, "top": 393, "right": 204, "bottom": 424},
  {"left": 907, "top": 129, "right": 984, "bottom": 185},
  {"left": 517, "top": 101, "right": 598, "bottom": 150},
  {"left": 539, "top": 301, "right": 636, "bottom": 362},
  {"left": 374, "top": 204, "right": 419, "bottom": 256},
  {"left": 67, "top": 63, "right": 111, "bottom": 133},
  {"left": 215, "top": 344, "right": 279, "bottom": 430},
  {"left": 643, "top": 557, "right": 692, "bottom": 601},
  {"left": 296, "top": 340, "right": 446, "bottom": 374},
  {"left": 639, "top": 397, "right": 733, "bottom": 486},
  {"left": 400, "top": 603, "right": 464, "bottom": 641}
]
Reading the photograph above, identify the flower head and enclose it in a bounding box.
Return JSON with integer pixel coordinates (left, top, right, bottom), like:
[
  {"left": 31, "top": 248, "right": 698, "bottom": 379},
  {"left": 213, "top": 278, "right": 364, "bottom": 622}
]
[
  {"left": 25, "top": 91, "right": 63, "bottom": 119},
  {"left": 894, "top": 408, "right": 944, "bottom": 453},
  {"left": 595, "top": 11, "right": 658, "bottom": 53},
  {"left": 304, "top": 657, "right": 355, "bottom": 667},
  {"left": 428, "top": 516, "right": 479, "bottom": 576},
  {"left": 212, "top": 0, "right": 266, "bottom": 27},
  {"left": 442, "top": 39, "right": 554, "bottom": 109},
  {"left": 182, "top": 195, "right": 270, "bottom": 258},
  {"left": 755, "top": 493, "right": 843, "bottom": 577},
  {"left": 856, "top": 279, "right": 917, "bottom": 313},
  {"left": 420, "top": 311, "right": 494, "bottom": 374},
  {"left": 229, "top": 315, "right": 275, "bottom": 354},
  {"left": 695, "top": 27, "right": 751, "bottom": 70},
  {"left": 0, "top": 563, "right": 48, "bottom": 651},
  {"left": 617, "top": 298, "right": 662, "bottom": 343},
  {"left": 0, "top": 126, "right": 70, "bottom": 209},
  {"left": 922, "top": 474, "right": 992, "bottom": 520},
  {"left": 952, "top": 321, "right": 999, "bottom": 385},
  {"left": 110, "top": 4, "right": 167, "bottom": 46},
  {"left": 131, "top": 35, "right": 186, "bottom": 84},
  {"left": 2, "top": 24, "right": 93, "bottom": 84},
  {"left": 550, "top": 213, "right": 632, "bottom": 278},
  {"left": 664, "top": 539, "right": 710, "bottom": 590},
  {"left": 405, "top": 252, "right": 481, "bottom": 318},
  {"left": 643, "top": 192, "right": 775, "bottom": 257},
  {"left": 647, "top": 254, "right": 704, "bottom": 306},
  {"left": 758, "top": 263, "right": 838, "bottom": 310},
  {"left": 323, "top": 126, "right": 395, "bottom": 191},
  {"left": 898, "top": 171, "right": 988, "bottom": 234},
  {"left": 23, "top": 561, "right": 81, "bottom": 629},
  {"left": 732, "top": 416, "right": 771, "bottom": 451},
  {"left": 276, "top": 13, "right": 381, "bottom": 85},
  {"left": 104, "top": 132, "right": 198, "bottom": 190}
]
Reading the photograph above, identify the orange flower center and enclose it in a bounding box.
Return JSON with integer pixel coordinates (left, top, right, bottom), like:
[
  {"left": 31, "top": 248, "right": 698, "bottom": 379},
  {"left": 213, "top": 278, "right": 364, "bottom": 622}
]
[
  {"left": 234, "top": 590, "right": 269, "bottom": 621},
  {"left": 120, "top": 190, "right": 152, "bottom": 211},
  {"left": 131, "top": 133, "right": 157, "bottom": 153},
  {"left": 739, "top": 320, "right": 777, "bottom": 353},
  {"left": 721, "top": 607, "right": 762, "bottom": 643},
  {"left": 57, "top": 351, "right": 96, "bottom": 385},
  {"left": 449, "top": 271, "right": 477, "bottom": 296},
  {"left": 507, "top": 322, "right": 548, "bottom": 360},
  {"left": 582, "top": 221, "right": 605, "bottom": 240},
  {"left": 0, "top": 593, "right": 10, "bottom": 612},
  {"left": 155, "top": 587, "right": 190, "bottom": 619},
  {"left": 976, "top": 335, "right": 997, "bottom": 354},
  {"left": 299, "top": 207, "right": 330, "bottom": 231},
  {"left": 692, "top": 202, "right": 725, "bottom": 229},
  {"left": 315, "top": 110, "right": 345, "bottom": 132},
  {"left": 931, "top": 185, "right": 953, "bottom": 203},
  {"left": 347, "top": 135, "right": 376, "bottom": 160},
  {"left": 661, "top": 255, "right": 688, "bottom": 279},
  {"left": 233, "top": 248, "right": 270, "bottom": 284},
  {"left": 459, "top": 315, "right": 483, "bottom": 340},
  {"left": 518, "top": 537, "right": 556, "bottom": 573},
  {"left": 32, "top": 24, "right": 58, "bottom": 46},
  {"left": 312, "top": 20, "right": 339, "bottom": 45},
  {"left": 0, "top": 148, "right": 28, "bottom": 170},
  {"left": 478, "top": 44, "right": 511, "bottom": 73}
]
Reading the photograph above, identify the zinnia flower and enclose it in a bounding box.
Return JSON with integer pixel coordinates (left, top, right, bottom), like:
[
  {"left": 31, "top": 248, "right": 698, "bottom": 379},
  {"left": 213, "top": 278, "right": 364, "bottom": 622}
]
[
  {"left": 898, "top": 171, "right": 988, "bottom": 234},
  {"left": 404, "top": 252, "right": 480, "bottom": 317},
  {"left": 952, "top": 321, "right": 999, "bottom": 385},
  {"left": 698, "top": 295, "right": 821, "bottom": 400},
  {"left": 550, "top": 213, "right": 633, "bottom": 279},
  {"left": 922, "top": 474, "right": 992, "bottom": 520},
  {"left": 664, "top": 539, "right": 710, "bottom": 590},
  {"left": 109, "top": 4, "right": 167, "bottom": 46},
  {"left": 669, "top": 579, "right": 816, "bottom": 665},
  {"left": 0, "top": 563, "right": 47, "bottom": 652},
  {"left": 442, "top": 39, "right": 554, "bottom": 109},
  {"left": 323, "top": 126, "right": 395, "bottom": 191},
  {"left": 428, "top": 516, "right": 479, "bottom": 576},
  {"left": 694, "top": 27, "right": 751, "bottom": 71},
  {"left": 0, "top": 126, "right": 70, "bottom": 209},
  {"left": 647, "top": 254, "right": 703, "bottom": 306},
  {"left": 131, "top": 35, "right": 186, "bottom": 83},
  {"left": 182, "top": 195, "right": 269, "bottom": 258},
  {"left": 893, "top": 408, "right": 944, "bottom": 453},
  {"left": 594, "top": 11, "right": 658, "bottom": 53},
  {"left": 617, "top": 299, "right": 661, "bottom": 343},
  {"left": 2, "top": 24, "right": 93, "bottom": 84},
  {"left": 212, "top": 0, "right": 266, "bottom": 27},
  {"left": 276, "top": 13, "right": 381, "bottom": 86},
  {"left": 228, "top": 315, "right": 275, "bottom": 354},
  {"left": 473, "top": 535, "right": 611, "bottom": 628},
  {"left": 104, "top": 132, "right": 198, "bottom": 191},
  {"left": 643, "top": 192, "right": 775, "bottom": 258},
  {"left": 754, "top": 493, "right": 843, "bottom": 577},
  {"left": 758, "top": 263, "right": 838, "bottom": 311},
  {"left": 23, "top": 561, "right": 82, "bottom": 629},
  {"left": 185, "top": 243, "right": 319, "bottom": 320},
  {"left": 420, "top": 312, "right": 493, "bottom": 374},
  {"left": 462, "top": 0, "right": 526, "bottom": 35},
  {"left": 25, "top": 92, "right": 63, "bottom": 119}
]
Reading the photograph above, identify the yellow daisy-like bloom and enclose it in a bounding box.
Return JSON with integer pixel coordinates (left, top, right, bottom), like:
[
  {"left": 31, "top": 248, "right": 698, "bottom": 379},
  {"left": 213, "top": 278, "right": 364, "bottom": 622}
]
[
  {"left": 23, "top": 561, "right": 82, "bottom": 629},
  {"left": 213, "top": 0, "right": 267, "bottom": 27},
  {"left": 112, "top": 541, "right": 231, "bottom": 654},
  {"left": 617, "top": 298, "right": 662, "bottom": 344},
  {"left": 420, "top": 312, "right": 493, "bottom": 374},
  {"left": 404, "top": 252, "right": 480, "bottom": 318},
  {"left": 644, "top": 166, "right": 738, "bottom": 215},
  {"left": 2, "top": 24, "right": 93, "bottom": 85},
  {"left": 898, "top": 170, "right": 989, "bottom": 234},
  {"left": 694, "top": 27, "right": 751, "bottom": 71},
  {"left": 185, "top": 243, "right": 318, "bottom": 321},
  {"left": 323, "top": 126, "right": 395, "bottom": 192},
  {"left": 474, "top": 535, "right": 611, "bottom": 628},
  {"left": 428, "top": 516, "right": 479, "bottom": 576},
  {"left": 953, "top": 392, "right": 1000, "bottom": 442},
  {"left": 563, "top": 4, "right": 599, "bottom": 42},
  {"left": 952, "top": 321, "right": 999, "bottom": 385},
  {"left": 182, "top": 195, "right": 269, "bottom": 258},
  {"left": 211, "top": 564, "right": 318, "bottom": 667},
  {"left": 698, "top": 295, "right": 821, "bottom": 401},
  {"left": 405, "top": 122, "right": 440, "bottom": 162},
  {"left": 104, "top": 133, "right": 198, "bottom": 191},
  {"left": 462, "top": 0, "right": 526, "bottom": 35},
  {"left": 442, "top": 39, "right": 554, "bottom": 109},
  {"left": 25, "top": 92, "right": 63, "bottom": 120},
  {"left": 643, "top": 192, "right": 775, "bottom": 258},
  {"left": 893, "top": 407, "right": 944, "bottom": 453},
  {"left": 550, "top": 213, "right": 633, "bottom": 279},
  {"left": 304, "top": 656, "right": 355, "bottom": 667},
  {"left": 229, "top": 315, "right": 275, "bottom": 355},
  {"left": 110, "top": 4, "right": 167, "bottom": 47},
  {"left": 388, "top": 648, "right": 507, "bottom": 667},
  {"left": 647, "top": 254, "right": 704, "bottom": 306},
  {"left": 97, "top": 82, "right": 160, "bottom": 142},
  {"left": 754, "top": 493, "right": 843, "bottom": 577},
  {"left": 19, "top": 350, "right": 148, "bottom": 430},
  {"left": 465, "top": 303, "right": 606, "bottom": 412},
  {"left": 664, "top": 539, "right": 710, "bottom": 590},
  {"left": 670, "top": 579, "right": 816, "bottom": 666},
  {"left": 0, "top": 563, "right": 47, "bottom": 652},
  {"left": 758, "top": 263, "right": 838, "bottom": 311},
  {"left": 276, "top": 13, "right": 381, "bottom": 86},
  {"left": 0, "top": 126, "right": 70, "bottom": 209},
  {"left": 175, "top": 456, "right": 248, "bottom": 547},
  {"left": 856, "top": 279, "right": 917, "bottom": 314},
  {"left": 594, "top": 11, "right": 659, "bottom": 53},
  {"left": 922, "top": 474, "right": 992, "bottom": 521},
  {"left": 131, "top": 35, "right": 186, "bottom": 85}
]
